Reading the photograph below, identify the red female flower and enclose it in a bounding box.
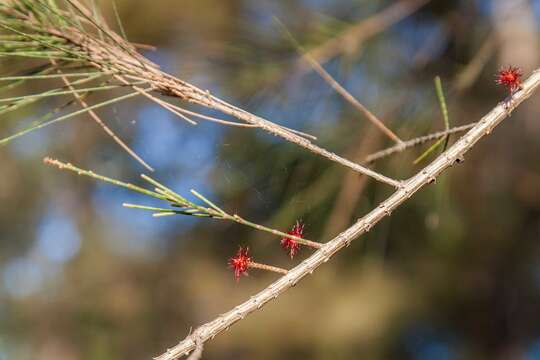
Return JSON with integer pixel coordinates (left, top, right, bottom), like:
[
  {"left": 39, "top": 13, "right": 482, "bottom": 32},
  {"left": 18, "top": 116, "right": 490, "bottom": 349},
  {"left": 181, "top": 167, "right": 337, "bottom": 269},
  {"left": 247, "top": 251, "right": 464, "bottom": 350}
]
[
  {"left": 228, "top": 246, "right": 251, "bottom": 281},
  {"left": 281, "top": 221, "right": 305, "bottom": 259},
  {"left": 496, "top": 66, "right": 523, "bottom": 94}
]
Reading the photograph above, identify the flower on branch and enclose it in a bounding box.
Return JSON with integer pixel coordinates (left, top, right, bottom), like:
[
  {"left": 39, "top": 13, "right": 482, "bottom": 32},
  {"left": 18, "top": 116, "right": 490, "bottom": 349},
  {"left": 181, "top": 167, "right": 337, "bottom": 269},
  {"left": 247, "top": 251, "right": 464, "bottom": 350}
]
[
  {"left": 281, "top": 220, "right": 305, "bottom": 259},
  {"left": 228, "top": 246, "right": 251, "bottom": 281},
  {"left": 228, "top": 246, "right": 288, "bottom": 281},
  {"left": 496, "top": 66, "right": 523, "bottom": 94}
]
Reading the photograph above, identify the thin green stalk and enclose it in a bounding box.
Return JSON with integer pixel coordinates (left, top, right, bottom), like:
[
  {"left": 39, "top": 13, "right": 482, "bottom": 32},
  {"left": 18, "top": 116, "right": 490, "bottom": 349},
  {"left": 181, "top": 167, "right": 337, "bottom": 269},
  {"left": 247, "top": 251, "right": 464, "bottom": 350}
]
[
  {"left": 67, "top": 4, "right": 85, "bottom": 31},
  {"left": 140, "top": 174, "right": 191, "bottom": 206},
  {"left": 47, "top": 0, "right": 60, "bottom": 12},
  {"left": 413, "top": 136, "right": 445, "bottom": 165},
  {"left": 0, "top": 34, "right": 61, "bottom": 40},
  {"left": 111, "top": 0, "right": 127, "bottom": 40},
  {"left": 0, "top": 23, "right": 91, "bottom": 62},
  {"left": 190, "top": 189, "right": 227, "bottom": 215},
  {"left": 0, "top": 73, "right": 103, "bottom": 116},
  {"left": 0, "top": 40, "right": 63, "bottom": 47},
  {"left": 2, "top": 97, "right": 77, "bottom": 127},
  {"left": 43, "top": 157, "right": 165, "bottom": 199},
  {"left": 32, "top": 0, "right": 75, "bottom": 29},
  {"left": 0, "top": 81, "right": 144, "bottom": 103},
  {"left": 125, "top": 204, "right": 194, "bottom": 213},
  {"left": 154, "top": 211, "right": 210, "bottom": 218},
  {"left": 123, "top": 203, "right": 204, "bottom": 216},
  {"left": 0, "top": 63, "right": 57, "bottom": 93},
  {"left": 0, "top": 88, "right": 147, "bottom": 145},
  {"left": 414, "top": 76, "right": 451, "bottom": 164},
  {"left": 0, "top": 72, "right": 102, "bottom": 81},
  {"left": 90, "top": 0, "right": 105, "bottom": 41},
  {"left": 228, "top": 214, "right": 321, "bottom": 249},
  {"left": 0, "top": 52, "right": 83, "bottom": 61},
  {"left": 435, "top": 76, "right": 451, "bottom": 151}
]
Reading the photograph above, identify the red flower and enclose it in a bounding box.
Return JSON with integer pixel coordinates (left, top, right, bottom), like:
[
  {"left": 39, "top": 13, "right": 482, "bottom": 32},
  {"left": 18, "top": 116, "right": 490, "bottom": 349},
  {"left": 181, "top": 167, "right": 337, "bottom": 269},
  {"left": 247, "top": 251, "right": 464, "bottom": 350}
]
[
  {"left": 228, "top": 246, "right": 251, "bottom": 281},
  {"left": 281, "top": 221, "right": 305, "bottom": 259},
  {"left": 496, "top": 66, "right": 523, "bottom": 94}
]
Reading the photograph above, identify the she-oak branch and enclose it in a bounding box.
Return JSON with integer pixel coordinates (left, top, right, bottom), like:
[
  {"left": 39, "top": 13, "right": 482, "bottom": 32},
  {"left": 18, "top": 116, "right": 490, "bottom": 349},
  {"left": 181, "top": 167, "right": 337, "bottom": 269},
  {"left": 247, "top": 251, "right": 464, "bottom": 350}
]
[
  {"left": 155, "top": 69, "right": 540, "bottom": 360},
  {"left": 1, "top": 3, "right": 538, "bottom": 358}
]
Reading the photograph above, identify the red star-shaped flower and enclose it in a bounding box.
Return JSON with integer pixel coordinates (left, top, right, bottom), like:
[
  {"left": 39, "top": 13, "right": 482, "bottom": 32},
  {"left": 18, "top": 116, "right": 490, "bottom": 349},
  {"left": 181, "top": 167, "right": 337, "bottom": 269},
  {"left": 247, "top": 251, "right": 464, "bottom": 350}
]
[
  {"left": 228, "top": 246, "right": 251, "bottom": 281},
  {"left": 281, "top": 221, "right": 305, "bottom": 259},
  {"left": 496, "top": 66, "right": 523, "bottom": 94}
]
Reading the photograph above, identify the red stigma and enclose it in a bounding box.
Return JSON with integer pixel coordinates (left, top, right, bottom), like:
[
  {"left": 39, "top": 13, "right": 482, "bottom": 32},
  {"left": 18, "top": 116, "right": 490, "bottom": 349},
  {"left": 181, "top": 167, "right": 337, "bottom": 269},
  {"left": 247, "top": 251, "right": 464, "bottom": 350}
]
[
  {"left": 228, "top": 246, "right": 251, "bottom": 281},
  {"left": 496, "top": 66, "right": 523, "bottom": 94},
  {"left": 281, "top": 221, "right": 304, "bottom": 259}
]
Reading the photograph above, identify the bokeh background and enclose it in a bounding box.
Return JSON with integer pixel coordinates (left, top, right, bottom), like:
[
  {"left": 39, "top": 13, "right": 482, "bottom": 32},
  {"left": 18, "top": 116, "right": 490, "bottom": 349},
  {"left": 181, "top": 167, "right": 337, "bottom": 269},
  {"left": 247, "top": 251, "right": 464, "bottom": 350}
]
[{"left": 1, "top": 0, "right": 540, "bottom": 359}]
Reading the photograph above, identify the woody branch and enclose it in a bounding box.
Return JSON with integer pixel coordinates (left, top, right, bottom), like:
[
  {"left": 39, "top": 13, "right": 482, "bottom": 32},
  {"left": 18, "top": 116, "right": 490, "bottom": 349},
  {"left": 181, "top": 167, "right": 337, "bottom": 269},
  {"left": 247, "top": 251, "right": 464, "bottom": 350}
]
[{"left": 155, "top": 69, "right": 540, "bottom": 360}]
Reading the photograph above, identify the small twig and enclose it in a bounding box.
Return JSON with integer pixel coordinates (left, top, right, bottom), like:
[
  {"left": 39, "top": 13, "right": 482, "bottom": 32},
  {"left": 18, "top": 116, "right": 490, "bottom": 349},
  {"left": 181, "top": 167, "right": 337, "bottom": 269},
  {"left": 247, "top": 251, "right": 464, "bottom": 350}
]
[
  {"left": 279, "top": 22, "right": 403, "bottom": 144},
  {"left": 113, "top": 75, "right": 197, "bottom": 125},
  {"left": 306, "top": 54, "right": 403, "bottom": 144},
  {"left": 134, "top": 88, "right": 255, "bottom": 129},
  {"left": 248, "top": 262, "right": 288, "bottom": 275},
  {"left": 48, "top": 8, "right": 401, "bottom": 185},
  {"left": 363, "top": 123, "right": 476, "bottom": 164},
  {"left": 51, "top": 59, "right": 154, "bottom": 171},
  {"left": 43, "top": 157, "right": 163, "bottom": 199},
  {"left": 43, "top": 157, "right": 322, "bottom": 250},
  {"left": 227, "top": 214, "right": 322, "bottom": 249},
  {"left": 1, "top": 1, "right": 399, "bottom": 186},
  {"left": 118, "top": 73, "right": 316, "bottom": 135}
]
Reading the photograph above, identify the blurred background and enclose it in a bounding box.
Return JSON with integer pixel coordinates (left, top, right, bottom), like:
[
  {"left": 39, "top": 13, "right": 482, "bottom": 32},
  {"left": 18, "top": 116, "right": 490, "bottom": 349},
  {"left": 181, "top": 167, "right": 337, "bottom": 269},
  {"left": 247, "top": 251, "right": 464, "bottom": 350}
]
[{"left": 1, "top": 0, "right": 540, "bottom": 359}]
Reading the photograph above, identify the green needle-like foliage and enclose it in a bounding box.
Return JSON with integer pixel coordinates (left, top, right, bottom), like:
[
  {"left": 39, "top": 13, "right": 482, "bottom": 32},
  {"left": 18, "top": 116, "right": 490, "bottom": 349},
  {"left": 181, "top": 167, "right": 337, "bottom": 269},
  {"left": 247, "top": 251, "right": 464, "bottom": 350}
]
[
  {"left": 0, "top": 0, "right": 149, "bottom": 148},
  {"left": 0, "top": 87, "right": 148, "bottom": 146},
  {"left": 44, "top": 157, "right": 320, "bottom": 247},
  {"left": 0, "top": 1, "right": 162, "bottom": 170},
  {"left": 414, "top": 76, "right": 452, "bottom": 164}
]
